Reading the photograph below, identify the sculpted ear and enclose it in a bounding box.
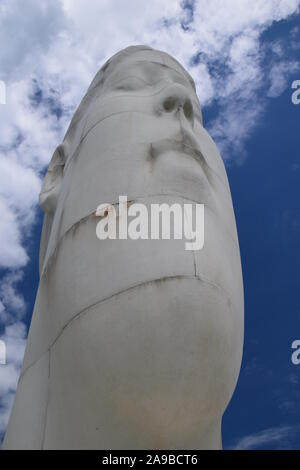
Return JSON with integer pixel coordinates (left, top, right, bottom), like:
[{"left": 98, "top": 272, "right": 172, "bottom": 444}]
[{"left": 39, "top": 144, "right": 66, "bottom": 214}]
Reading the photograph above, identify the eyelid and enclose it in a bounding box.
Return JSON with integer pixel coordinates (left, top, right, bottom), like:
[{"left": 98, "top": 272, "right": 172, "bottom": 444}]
[{"left": 111, "top": 75, "right": 151, "bottom": 89}]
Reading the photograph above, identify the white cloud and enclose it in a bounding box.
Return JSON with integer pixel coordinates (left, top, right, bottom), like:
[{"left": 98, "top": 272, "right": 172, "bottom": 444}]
[
  {"left": 0, "top": 392, "right": 14, "bottom": 437},
  {"left": 0, "top": 0, "right": 66, "bottom": 82},
  {"left": 0, "top": 272, "right": 27, "bottom": 437},
  {"left": 0, "top": 0, "right": 300, "bottom": 441},
  {"left": 0, "top": 322, "right": 27, "bottom": 436},
  {"left": 207, "top": 99, "right": 265, "bottom": 162},
  {"left": 268, "top": 61, "right": 300, "bottom": 97},
  {"left": 0, "top": 199, "right": 28, "bottom": 269},
  {"left": 233, "top": 425, "right": 299, "bottom": 450},
  {"left": 0, "top": 272, "right": 26, "bottom": 324}
]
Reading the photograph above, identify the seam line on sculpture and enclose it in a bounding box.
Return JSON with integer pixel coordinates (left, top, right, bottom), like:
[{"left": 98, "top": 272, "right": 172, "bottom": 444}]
[
  {"left": 64, "top": 105, "right": 203, "bottom": 173},
  {"left": 180, "top": 115, "right": 203, "bottom": 278},
  {"left": 64, "top": 134, "right": 230, "bottom": 200},
  {"left": 65, "top": 73, "right": 198, "bottom": 140},
  {"left": 41, "top": 195, "right": 238, "bottom": 278},
  {"left": 64, "top": 121, "right": 228, "bottom": 193},
  {"left": 19, "top": 274, "right": 232, "bottom": 382},
  {"left": 41, "top": 196, "right": 238, "bottom": 277},
  {"left": 80, "top": 101, "right": 202, "bottom": 142},
  {"left": 41, "top": 349, "right": 51, "bottom": 450},
  {"left": 71, "top": 78, "right": 200, "bottom": 136}
]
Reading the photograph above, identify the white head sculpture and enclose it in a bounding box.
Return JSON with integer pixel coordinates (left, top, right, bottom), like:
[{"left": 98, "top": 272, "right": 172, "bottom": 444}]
[{"left": 3, "top": 46, "right": 244, "bottom": 449}]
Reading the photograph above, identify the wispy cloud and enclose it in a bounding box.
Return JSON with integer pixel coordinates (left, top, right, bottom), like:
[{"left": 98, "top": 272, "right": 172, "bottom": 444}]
[
  {"left": 232, "top": 425, "right": 300, "bottom": 450},
  {"left": 268, "top": 60, "right": 300, "bottom": 97}
]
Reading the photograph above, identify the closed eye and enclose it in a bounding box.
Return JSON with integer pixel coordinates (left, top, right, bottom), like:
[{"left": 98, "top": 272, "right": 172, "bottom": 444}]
[{"left": 112, "top": 76, "right": 151, "bottom": 91}]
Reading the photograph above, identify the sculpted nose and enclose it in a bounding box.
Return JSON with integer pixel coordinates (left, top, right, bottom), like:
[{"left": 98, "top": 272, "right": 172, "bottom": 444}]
[{"left": 155, "top": 83, "right": 194, "bottom": 124}]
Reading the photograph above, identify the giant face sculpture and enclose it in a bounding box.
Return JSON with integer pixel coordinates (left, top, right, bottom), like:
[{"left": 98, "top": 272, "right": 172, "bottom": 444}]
[{"left": 3, "top": 46, "right": 244, "bottom": 450}]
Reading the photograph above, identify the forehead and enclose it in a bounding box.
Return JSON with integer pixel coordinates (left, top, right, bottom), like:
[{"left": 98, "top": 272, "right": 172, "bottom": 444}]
[
  {"left": 63, "top": 49, "right": 199, "bottom": 161},
  {"left": 102, "top": 50, "right": 196, "bottom": 92}
]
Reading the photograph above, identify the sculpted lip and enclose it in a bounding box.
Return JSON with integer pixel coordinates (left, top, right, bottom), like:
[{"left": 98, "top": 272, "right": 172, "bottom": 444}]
[{"left": 150, "top": 128, "right": 212, "bottom": 184}]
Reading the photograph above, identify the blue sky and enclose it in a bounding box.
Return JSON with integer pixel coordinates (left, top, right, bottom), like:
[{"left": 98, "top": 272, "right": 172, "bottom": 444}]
[
  {"left": 0, "top": 0, "right": 300, "bottom": 449},
  {"left": 223, "top": 56, "right": 300, "bottom": 448}
]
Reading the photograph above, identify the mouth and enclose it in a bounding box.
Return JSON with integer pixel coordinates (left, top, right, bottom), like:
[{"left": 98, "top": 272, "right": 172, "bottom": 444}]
[{"left": 149, "top": 129, "right": 212, "bottom": 184}]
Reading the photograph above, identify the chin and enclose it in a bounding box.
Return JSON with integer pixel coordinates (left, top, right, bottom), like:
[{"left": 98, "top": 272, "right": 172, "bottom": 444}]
[{"left": 41, "top": 275, "right": 243, "bottom": 449}]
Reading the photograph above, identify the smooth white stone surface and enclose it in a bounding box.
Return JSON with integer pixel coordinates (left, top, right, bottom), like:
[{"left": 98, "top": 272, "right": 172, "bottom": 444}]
[
  {"left": 44, "top": 278, "right": 237, "bottom": 450},
  {"left": 3, "top": 352, "right": 49, "bottom": 449},
  {"left": 3, "top": 45, "right": 244, "bottom": 450}
]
